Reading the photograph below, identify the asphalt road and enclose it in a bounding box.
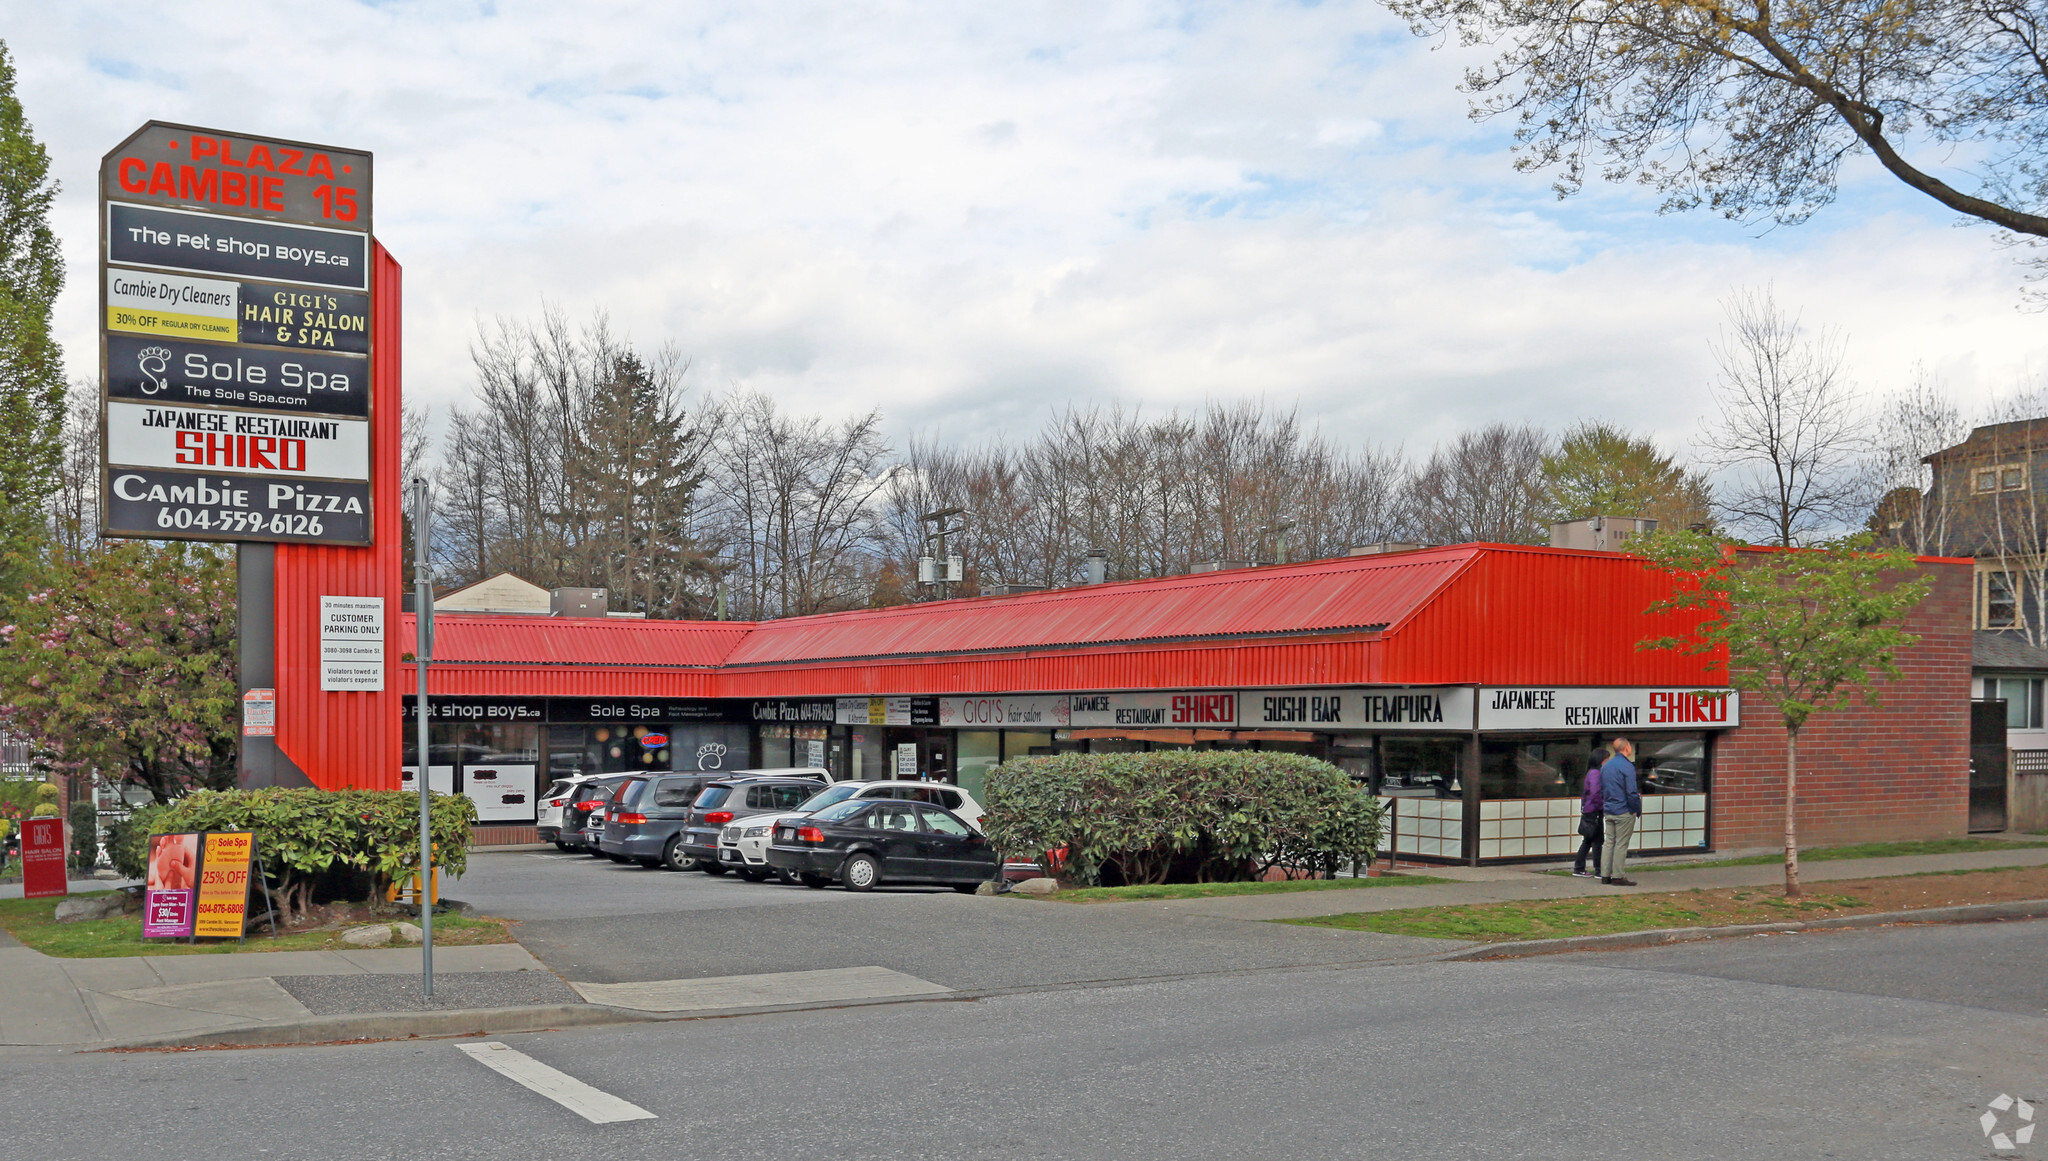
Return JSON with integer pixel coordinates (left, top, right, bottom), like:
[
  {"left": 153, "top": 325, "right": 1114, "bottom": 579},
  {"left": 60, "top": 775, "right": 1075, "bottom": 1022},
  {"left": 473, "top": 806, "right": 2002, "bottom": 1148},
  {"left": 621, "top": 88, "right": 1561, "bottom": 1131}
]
[
  {"left": 470, "top": 850, "right": 1458, "bottom": 989},
  {"left": 1, "top": 920, "right": 2039, "bottom": 1161}
]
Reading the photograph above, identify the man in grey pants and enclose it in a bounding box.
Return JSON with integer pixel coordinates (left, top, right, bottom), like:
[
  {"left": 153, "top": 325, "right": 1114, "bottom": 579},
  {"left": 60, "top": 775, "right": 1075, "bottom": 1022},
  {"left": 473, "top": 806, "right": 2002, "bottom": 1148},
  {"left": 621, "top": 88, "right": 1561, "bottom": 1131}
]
[{"left": 1600, "top": 736, "right": 1641, "bottom": 886}]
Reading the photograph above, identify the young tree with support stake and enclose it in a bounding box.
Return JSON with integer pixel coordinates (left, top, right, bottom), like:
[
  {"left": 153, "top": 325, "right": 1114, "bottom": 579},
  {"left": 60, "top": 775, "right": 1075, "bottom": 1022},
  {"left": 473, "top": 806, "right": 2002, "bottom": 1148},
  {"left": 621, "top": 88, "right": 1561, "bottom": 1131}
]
[{"left": 1637, "top": 531, "right": 1932, "bottom": 896}]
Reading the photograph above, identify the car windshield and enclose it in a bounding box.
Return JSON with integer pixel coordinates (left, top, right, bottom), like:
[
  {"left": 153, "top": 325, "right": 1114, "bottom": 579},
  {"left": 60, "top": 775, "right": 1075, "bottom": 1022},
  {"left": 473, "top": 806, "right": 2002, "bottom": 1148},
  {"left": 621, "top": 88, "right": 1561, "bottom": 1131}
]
[
  {"left": 693, "top": 786, "right": 732, "bottom": 809},
  {"left": 542, "top": 781, "right": 578, "bottom": 800},
  {"left": 795, "top": 784, "right": 862, "bottom": 812},
  {"left": 611, "top": 779, "right": 648, "bottom": 806},
  {"left": 810, "top": 800, "right": 869, "bottom": 823}
]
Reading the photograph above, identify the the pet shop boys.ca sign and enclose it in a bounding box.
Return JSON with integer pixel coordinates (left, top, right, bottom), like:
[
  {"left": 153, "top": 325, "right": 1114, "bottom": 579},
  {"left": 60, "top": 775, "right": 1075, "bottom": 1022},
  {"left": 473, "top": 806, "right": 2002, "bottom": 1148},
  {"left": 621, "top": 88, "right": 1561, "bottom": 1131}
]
[{"left": 99, "top": 122, "right": 375, "bottom": 546}]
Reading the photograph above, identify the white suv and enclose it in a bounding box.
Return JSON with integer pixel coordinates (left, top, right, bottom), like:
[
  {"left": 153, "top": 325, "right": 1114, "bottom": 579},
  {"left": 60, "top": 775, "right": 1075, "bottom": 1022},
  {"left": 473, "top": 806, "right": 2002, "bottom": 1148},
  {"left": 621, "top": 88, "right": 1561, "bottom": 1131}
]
[
  {"left": 537, "top": 774, "right": 602, "bottom": 848},
  {"left": 718, "top": 780, "right": 986, "bottom": 880}
]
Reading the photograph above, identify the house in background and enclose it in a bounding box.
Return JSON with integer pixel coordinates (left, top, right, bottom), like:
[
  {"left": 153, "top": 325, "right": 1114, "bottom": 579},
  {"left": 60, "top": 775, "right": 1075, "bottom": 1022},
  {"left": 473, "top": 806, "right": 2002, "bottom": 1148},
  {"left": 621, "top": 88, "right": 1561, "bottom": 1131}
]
[{"left": 1888, "top": 418, "right": 2048, "bottom": 831}]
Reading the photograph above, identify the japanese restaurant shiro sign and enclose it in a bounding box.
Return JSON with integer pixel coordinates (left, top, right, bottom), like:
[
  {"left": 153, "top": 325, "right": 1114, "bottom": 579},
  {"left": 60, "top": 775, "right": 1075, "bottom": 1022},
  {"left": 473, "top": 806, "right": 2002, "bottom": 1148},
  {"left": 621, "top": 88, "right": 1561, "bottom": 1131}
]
[{"left": 100, "top": 122, "right": 374, "bottom": 546}]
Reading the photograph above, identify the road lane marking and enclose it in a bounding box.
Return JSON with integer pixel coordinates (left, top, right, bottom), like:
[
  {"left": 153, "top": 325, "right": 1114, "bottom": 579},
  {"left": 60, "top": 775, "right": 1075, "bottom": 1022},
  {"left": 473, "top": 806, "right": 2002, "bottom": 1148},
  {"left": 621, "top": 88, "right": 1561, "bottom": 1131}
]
[{"left": 456, "top": 1041, "right": 657, "bottom": 1124}]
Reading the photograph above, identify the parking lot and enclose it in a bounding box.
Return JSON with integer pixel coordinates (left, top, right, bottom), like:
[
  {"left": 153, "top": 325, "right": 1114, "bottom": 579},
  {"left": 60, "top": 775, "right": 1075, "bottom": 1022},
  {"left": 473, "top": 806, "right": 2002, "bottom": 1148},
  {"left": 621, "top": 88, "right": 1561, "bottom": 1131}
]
[{"left": 449, "top": 848, "right": 1455, "bottom": 991}]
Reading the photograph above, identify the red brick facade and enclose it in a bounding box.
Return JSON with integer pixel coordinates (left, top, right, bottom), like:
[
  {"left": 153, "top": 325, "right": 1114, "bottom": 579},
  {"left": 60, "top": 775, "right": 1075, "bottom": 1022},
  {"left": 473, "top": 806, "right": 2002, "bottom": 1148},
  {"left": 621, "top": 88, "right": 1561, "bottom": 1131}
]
[{"left": 1709, "top": 559, "right": 1973, "bottom": 851}]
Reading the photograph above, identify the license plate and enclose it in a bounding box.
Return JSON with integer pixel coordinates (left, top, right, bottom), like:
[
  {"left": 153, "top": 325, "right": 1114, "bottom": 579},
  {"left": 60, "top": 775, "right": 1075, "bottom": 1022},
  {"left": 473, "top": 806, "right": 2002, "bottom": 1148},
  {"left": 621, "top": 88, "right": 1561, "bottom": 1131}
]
[
  {"left": 720, "top": 849, "right": 740, "bottom": 861},
  {"left": 778, "top": 828, "right": 795, "bottom": 840}
]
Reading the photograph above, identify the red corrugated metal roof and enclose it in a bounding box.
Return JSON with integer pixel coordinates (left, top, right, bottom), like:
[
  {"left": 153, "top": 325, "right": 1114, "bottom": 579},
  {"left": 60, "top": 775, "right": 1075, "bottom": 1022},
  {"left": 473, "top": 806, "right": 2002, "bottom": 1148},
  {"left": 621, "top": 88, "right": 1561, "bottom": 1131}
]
[
  {"left": 404, "top": 613, "right": 754, "bottom": 668},
  {"left": 722, "top": 547, "right": 1481, "bottom": 666}
]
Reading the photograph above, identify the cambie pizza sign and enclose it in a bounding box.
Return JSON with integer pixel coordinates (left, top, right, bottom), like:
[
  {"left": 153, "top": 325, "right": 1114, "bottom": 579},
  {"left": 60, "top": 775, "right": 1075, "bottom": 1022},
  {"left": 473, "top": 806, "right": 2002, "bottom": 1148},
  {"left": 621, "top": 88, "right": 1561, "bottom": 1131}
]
[{"left": 99, "top": 122, "right": 374, "bottom": 546}]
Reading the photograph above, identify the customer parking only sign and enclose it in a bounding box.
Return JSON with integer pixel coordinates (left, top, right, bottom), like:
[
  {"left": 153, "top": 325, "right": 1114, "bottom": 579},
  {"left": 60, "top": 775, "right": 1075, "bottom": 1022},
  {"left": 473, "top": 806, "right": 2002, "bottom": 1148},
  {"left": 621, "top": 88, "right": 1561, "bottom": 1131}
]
[{"left": 99, "top": 122, "right": 375, "bottom": 546}]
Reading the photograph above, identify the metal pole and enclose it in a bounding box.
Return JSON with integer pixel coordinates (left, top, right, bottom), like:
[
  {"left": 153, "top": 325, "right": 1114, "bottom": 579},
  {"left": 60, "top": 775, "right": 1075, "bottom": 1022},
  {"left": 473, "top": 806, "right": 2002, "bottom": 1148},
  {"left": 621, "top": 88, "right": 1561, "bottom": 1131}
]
[{"left": 412, "top": 476, "right": 435, "bottom": 998}]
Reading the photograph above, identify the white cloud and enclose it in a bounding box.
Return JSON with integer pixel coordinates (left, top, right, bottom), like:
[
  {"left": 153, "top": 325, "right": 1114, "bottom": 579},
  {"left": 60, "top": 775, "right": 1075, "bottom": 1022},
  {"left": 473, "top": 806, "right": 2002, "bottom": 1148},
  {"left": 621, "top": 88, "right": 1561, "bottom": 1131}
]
[{"left": 11, "top": 0, "right": 2046, "bottom": 463}]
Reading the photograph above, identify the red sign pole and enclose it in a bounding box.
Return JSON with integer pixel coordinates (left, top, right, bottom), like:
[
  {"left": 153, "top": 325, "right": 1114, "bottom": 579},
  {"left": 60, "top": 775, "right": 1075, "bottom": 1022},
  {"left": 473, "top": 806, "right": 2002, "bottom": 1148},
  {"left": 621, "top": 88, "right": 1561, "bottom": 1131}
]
[{"left": 20, "top": 817, "right": 68, "bottom": 899}]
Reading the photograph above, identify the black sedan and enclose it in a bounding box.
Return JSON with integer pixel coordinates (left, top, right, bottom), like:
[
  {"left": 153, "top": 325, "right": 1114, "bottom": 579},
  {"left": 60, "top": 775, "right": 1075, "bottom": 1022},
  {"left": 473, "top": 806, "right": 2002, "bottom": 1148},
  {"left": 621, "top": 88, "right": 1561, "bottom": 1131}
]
[{"left": 765, "top": 799, "right": 997, "bottom": 892}]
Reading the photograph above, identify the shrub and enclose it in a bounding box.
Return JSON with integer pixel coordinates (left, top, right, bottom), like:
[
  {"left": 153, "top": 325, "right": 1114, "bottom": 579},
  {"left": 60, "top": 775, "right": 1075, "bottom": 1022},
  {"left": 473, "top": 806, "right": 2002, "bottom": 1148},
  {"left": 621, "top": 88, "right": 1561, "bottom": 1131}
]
[
  {"left": 983, "top": 751, "right": 1384, "bottom": 886},
  {"left": 68, "top": 799, "right": 98, "bottom": 869},
  {"left": 120, "top": 789, "right": 477, "bottom": 921}
]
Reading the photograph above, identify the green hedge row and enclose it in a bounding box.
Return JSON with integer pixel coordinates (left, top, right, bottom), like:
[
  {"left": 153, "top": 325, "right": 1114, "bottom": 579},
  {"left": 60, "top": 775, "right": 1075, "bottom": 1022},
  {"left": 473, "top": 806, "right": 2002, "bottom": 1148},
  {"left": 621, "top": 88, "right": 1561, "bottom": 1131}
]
[
  {"left": 108, "top": 788, "right": 477, "bottom": 919},
  {"left": 982, "top": 751, "right": 1384, "bottom": 885}
]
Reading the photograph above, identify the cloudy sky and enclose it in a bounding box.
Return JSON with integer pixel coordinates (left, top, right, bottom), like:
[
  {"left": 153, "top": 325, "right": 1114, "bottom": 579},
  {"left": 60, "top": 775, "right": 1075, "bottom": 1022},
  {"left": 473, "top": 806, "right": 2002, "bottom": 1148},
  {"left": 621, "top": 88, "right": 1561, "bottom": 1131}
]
[{"left": 11, "top": 1, "right": 2046, "bottom": 459}]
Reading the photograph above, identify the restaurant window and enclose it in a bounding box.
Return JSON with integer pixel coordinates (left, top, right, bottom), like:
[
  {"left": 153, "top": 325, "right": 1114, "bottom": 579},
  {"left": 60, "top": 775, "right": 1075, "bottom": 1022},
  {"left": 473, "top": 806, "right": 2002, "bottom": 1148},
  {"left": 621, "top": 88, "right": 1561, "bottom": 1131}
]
[
  {"left": 758, "top": 725, "right": 794, "bottom": 768},
  {"left": 1377, "top": 736, "right": 1464, "bottom": 799},
  {"left": 1985, "top": 571, "right": 2021, "bottom": 629},
  {"left": 1988, "top": 677, "right": 2045, "bottom": 730},
  {"left": 1479, "top": 736, "right": 1592, "bottom": 800},
  {"left": 849, "top": 729, "right": 887, "bottom": 780}
]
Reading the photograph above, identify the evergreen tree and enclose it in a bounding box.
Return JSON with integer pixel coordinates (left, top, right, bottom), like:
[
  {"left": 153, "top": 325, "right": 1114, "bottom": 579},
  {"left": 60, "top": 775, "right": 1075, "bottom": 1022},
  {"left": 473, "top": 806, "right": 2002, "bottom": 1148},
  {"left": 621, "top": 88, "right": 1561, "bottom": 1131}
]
[{"left": 0, "top": 40, "right": 65, "bottom": 593}]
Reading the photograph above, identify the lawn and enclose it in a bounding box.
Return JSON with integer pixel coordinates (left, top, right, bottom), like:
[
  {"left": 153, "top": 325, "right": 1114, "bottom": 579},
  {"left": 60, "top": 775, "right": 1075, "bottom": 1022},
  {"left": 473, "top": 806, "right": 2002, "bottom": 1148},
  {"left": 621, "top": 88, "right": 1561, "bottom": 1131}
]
[
  {"left": 1286, "top": 864, "right": 2048, "bottom": 943},
  {"left": 1547, "top": 837, "right": 2048, "bottom": 875},
  {"left": 1023, "top": 872, "right": 1454, "bottom": 903},
  {"left": 0, "top": 892, "right": 515, "bottom": 958}
]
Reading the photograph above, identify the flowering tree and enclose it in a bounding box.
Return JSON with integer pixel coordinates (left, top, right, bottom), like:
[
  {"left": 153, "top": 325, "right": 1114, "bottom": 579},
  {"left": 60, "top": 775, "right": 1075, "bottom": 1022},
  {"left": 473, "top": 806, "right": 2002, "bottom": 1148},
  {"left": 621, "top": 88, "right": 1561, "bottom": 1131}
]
[
  {"left": 1637, "top": 531, "right": 1931, "bottom": 896},
  {"left": 0, "top": 542, "right": 238, "bottom": 803}
]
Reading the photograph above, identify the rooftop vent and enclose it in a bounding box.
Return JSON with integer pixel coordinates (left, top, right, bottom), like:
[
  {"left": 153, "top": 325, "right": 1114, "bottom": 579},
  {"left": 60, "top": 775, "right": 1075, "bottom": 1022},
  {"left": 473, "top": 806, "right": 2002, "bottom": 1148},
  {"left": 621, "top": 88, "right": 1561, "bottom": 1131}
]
[{"left": 550, "top": 587, "right": 608, "bottom": 617}]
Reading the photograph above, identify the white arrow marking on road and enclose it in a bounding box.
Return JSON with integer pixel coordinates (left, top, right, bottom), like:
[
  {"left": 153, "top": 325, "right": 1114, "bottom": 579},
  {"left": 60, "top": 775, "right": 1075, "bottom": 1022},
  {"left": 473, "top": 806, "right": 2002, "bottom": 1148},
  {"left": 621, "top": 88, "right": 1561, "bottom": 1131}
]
[{"left": 457, "top": 1041, "right": 657, "bottom": 1124}]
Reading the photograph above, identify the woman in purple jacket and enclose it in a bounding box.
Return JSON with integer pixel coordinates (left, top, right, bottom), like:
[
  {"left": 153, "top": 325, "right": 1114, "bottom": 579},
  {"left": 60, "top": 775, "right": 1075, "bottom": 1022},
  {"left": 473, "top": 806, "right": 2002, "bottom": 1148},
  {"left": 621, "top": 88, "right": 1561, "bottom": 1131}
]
[{"left": 1572, "top": 748, "right": 1608, "bottom": 878}]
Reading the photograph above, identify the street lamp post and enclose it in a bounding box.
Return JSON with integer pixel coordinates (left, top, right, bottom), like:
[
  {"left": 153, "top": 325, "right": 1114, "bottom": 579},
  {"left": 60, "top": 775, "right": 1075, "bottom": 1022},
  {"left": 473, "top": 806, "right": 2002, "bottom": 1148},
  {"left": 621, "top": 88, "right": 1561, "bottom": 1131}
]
[{"left": 411, "top": 476, "right": 435, "bottom": 998}]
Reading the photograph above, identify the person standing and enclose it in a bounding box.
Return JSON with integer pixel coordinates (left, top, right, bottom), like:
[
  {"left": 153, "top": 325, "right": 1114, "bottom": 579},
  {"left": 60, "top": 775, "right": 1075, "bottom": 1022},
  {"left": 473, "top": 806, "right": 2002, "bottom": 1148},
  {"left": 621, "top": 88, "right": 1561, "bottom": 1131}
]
[
  {"left": 1600, "top": 737, "right": 1641, "bottom": 886},
  {"left": 1572, "top": 748, "right": 1608, "bottom": 878}
]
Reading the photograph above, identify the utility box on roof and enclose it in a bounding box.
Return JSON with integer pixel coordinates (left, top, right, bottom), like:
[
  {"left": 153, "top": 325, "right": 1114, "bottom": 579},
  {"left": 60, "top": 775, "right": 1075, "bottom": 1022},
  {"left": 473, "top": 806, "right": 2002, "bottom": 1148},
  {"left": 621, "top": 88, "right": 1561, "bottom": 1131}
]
[
  {"left": 551, "top": 587, "right": 608, "bottom": 617},
  {"left": 1550, "top": 516, "right": 1657, "bottom": 552}
]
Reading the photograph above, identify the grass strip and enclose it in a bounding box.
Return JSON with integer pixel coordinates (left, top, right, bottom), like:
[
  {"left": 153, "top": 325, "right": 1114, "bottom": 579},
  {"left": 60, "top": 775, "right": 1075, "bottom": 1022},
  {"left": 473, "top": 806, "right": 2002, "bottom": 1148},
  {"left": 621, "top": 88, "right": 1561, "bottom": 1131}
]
[
  {"left": 1034, "top": 872, "right": 1455, "bottom": 903},
  {"left": 1544, "top": 837, "right": 2048, "bottom": 875},
  {"left": 0, "top": 892, "right": 515, "bottom": 958},
  {"left": 1286, "top": 864, "right": 2048, "bottom": 942}
]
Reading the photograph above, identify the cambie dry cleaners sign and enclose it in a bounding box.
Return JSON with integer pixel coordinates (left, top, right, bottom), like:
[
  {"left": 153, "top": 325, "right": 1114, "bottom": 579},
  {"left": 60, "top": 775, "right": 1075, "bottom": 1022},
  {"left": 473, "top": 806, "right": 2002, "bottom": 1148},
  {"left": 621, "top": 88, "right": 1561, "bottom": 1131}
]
[{"left": 99, "top": 122, "right": 374, "bottom": 546}]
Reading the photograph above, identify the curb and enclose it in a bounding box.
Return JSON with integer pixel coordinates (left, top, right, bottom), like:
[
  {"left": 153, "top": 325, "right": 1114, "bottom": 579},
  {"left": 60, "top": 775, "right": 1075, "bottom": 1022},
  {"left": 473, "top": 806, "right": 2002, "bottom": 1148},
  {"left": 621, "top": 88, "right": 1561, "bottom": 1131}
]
[
  {"left": 1434, "top": 898, "right": 2048, "bottom": 961},
  {"left": 98, "top": 1003, "right": 656, "bottom": 1050}
]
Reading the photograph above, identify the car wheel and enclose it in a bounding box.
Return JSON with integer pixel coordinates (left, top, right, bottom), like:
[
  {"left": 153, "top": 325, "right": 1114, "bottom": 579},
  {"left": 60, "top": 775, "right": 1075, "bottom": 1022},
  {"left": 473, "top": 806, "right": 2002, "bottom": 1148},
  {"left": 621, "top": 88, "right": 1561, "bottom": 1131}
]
[
  {"left": 776, "top": 870, "right": 798, "bottom": 886},
  {"left": 661, "top": 838, "right": 691, "bottom": 871},
  {"left": 737, "top": 867, "right": 769, "bottom": 882},
  {"left": 950, "top": 882, "right": 981, "bottom": 894},
  {"left": 700, "top": 860, "right": 728, "bottom": 876},
  {"left": 800, "top": 873, "right": 831, "bottom": 889},
  {"left": 841, "top": 853, "right": 880, "bottom": 892}
]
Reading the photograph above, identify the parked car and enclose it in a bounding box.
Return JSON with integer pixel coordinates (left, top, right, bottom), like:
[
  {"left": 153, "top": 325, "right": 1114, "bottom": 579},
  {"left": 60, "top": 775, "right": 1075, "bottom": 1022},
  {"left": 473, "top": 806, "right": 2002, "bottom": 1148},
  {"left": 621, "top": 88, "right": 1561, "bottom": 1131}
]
[
  {"left": 765, "top": 799, "right": 998, "bottom": 892},
  {"left": 717, "top": 780, "right": 988, "bottom": 879},
  {"left": 598, "top": 771, "right": 721, "bottom": 868},
  {"left": 566, "top": 773, "right": 638, "bottom": 854},
  {"left": 677, "top": 774, "right": 827, "bottom": 874},
  {"left": 537, "top": 774, "right": 602, "bottom": 848}
]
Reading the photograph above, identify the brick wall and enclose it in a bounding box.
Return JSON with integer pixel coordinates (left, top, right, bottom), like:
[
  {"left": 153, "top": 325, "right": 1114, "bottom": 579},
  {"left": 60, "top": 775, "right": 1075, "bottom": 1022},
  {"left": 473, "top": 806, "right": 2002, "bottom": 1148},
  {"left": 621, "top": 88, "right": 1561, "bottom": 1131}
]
[{"left": 1709, "top": 558, "right": 1973, "bottom": 850}]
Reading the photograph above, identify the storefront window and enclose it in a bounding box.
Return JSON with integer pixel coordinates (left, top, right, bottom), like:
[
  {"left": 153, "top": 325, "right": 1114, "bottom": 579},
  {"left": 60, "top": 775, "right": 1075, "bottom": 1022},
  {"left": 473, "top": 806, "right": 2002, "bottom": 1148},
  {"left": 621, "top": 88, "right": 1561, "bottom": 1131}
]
[
  {"left": 1004, "top": 731, "right": 1055, "bottom": 760},
  {"left": 1480, "top": 737, "right": 1593, "bottom": 800},
  {"left": 1637, "top": 733, "right": 1708, "bottom": 794},
  {"left": 957, "top": 731, "right": 1000, "bottom": 800},
  {"left": 758, "top": 725, "right": 793, "bottom": 768},
  {"left": 1378, "top": 736, "right": 1464, "bottom": 799},
  {"left": 666, "top": 724, "right": 751, "bottom": 774},
  {"left": 790, "top": 725, "right": 829, "bottom": 770}
]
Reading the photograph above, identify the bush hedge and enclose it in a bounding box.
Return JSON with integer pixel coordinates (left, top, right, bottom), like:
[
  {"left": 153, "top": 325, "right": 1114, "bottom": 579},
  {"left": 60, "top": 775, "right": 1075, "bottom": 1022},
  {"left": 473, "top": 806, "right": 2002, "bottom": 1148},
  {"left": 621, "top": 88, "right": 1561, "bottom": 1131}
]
[
  {"left": 982, "top": 751, "right": 1384, "bottom": 885},
  {"left": 108, "top": 788, "right": 478, "bottom": 920}
]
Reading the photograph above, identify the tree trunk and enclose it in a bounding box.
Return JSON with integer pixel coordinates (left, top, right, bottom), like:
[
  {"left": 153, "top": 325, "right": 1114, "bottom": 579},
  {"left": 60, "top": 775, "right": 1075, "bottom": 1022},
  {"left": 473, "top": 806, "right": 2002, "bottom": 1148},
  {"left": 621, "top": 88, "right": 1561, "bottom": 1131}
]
[{"left": 1784, "top": 723, "right": 1802, "bottom": 898}]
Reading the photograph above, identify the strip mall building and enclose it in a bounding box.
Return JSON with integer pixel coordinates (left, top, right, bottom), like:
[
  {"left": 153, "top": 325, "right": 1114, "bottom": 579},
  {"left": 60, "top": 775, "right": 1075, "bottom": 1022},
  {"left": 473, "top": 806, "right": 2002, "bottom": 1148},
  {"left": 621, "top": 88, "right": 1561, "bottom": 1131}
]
[{"left": 392, "top": 542, "right": 1974, "bottom": 865}]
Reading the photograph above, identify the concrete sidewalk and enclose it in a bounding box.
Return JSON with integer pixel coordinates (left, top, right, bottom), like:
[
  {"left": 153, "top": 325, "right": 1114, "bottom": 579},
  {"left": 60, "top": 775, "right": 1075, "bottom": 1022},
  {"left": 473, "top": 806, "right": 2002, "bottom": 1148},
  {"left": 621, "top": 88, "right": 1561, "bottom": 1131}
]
[
  {"left": 1119, "top": 843, "right": 2048, "bottom": 921},
  {"left": 0, "top": 931, "right": 550, "bottom": 1048}
]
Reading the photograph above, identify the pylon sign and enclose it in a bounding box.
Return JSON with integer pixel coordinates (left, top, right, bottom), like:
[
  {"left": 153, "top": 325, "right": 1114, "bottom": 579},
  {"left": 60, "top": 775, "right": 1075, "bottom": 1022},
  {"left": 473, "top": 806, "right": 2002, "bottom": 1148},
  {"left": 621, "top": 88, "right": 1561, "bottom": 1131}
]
[{"left": 99, "top": 122, "right": 376, "bottom": 546}]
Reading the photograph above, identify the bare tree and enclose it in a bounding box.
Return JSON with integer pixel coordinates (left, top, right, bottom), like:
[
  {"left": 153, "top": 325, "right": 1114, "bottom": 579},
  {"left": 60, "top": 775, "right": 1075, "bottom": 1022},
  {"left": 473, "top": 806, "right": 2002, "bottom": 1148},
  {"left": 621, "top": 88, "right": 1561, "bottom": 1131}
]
[
  {"left": 1868, "top": 371, "right": 1968, "bottom": 555},
  {"left": 43, "top": 380, "right": 98, "bottom": 558},
  {"left": 1702, "top": 289, "right": 1870, "bottom": 546},
  {"left": 707, "top": 391, "right": 891, "bottom": 618},
  {"left": 1404, "top": 422, "right": 1552, "bottom": 544}
]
